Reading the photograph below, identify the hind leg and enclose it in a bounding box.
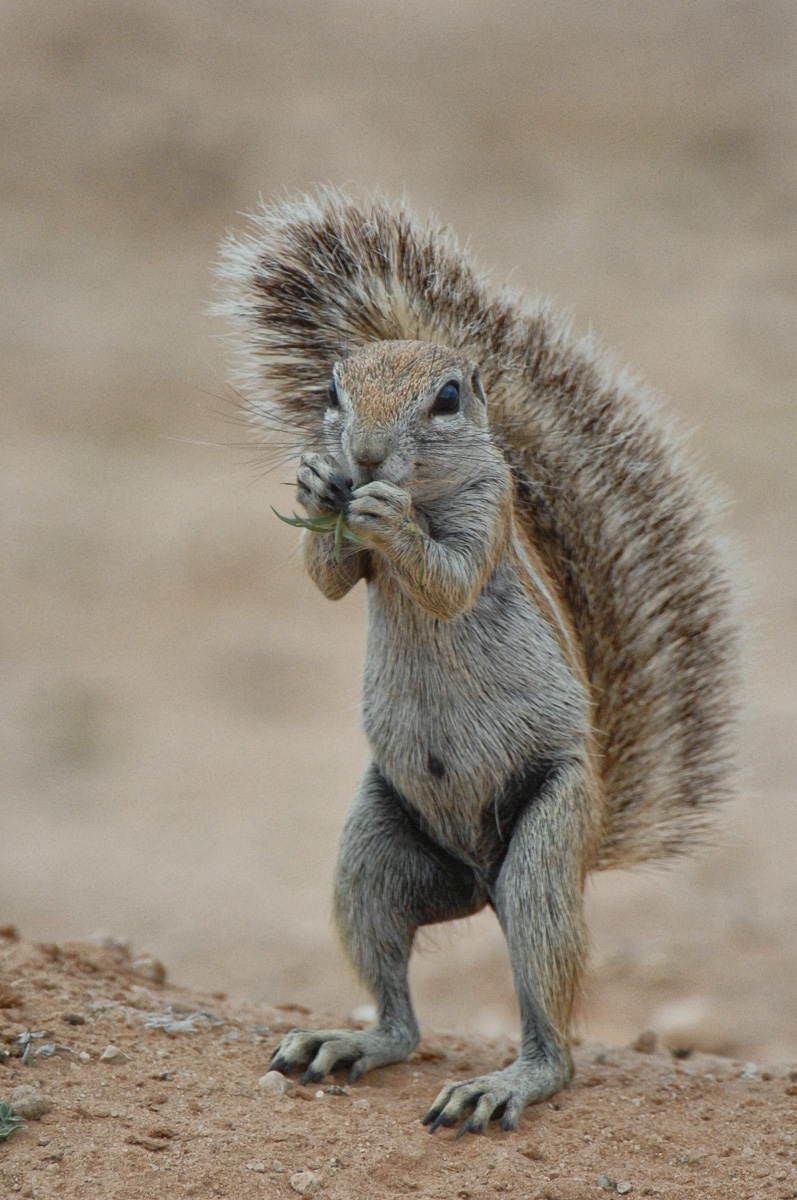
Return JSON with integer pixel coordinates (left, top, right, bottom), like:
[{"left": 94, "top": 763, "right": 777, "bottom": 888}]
[
  {"left": 270, "top": 764, "right": 486, "bottom": 1084},
  {"left": 423, "top": 755, "right": 599, "bottom": 1135}
]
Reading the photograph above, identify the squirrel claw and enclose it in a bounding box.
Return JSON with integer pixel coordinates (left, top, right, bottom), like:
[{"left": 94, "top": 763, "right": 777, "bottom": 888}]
[
  {"left": 269, "top": 1026, "right": 414, "bottom": 1088},
  {"left": 423, "top": 1061, "right": 563, "bottom": 1136}
]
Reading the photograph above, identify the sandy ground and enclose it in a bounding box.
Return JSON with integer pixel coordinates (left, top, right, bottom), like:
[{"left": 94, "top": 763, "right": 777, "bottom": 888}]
[
  {"left": 1, "top": 2, "right": 797, "bottom": 1192},
  {"left": 1, "top": 931, "right": 796, "bottom": 1199}
]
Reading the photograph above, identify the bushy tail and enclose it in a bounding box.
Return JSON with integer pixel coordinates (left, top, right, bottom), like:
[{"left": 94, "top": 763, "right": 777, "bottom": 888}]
[{"left": 216, "top": 187, "right": 738, "bottom": 870}]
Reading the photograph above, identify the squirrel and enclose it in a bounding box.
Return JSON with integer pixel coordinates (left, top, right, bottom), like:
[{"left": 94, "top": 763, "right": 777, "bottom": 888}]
[{"left": 215, "top": 187, "right": 738, "bottom": 1136}]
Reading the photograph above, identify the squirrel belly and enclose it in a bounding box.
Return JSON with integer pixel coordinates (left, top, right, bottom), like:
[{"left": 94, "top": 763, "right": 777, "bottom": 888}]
[{"left": 361, "top": 551, "right": 592, "bottom": 866}]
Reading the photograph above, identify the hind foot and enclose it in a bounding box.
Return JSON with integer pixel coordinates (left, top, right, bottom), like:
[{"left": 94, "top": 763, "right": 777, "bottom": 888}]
[
  {"left": 422, "top": 1056, "right": 571, "bottom": 1137},
  {"left": 270, "top": 1025, "right": 417, "bottom": 1085}
]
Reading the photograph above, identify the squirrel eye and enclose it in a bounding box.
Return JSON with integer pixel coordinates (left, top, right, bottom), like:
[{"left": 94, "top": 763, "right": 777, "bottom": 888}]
[
  {"left": 431, "top": 380, "right": 460, "bottom": 415},
  {"left": 327, "top": 377, "right": 339, "bottom": 408}
]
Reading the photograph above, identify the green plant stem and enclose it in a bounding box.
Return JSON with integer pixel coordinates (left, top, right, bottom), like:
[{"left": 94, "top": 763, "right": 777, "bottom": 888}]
[{"left": 272, "top": 508, "right": 365, "bottom": 561}]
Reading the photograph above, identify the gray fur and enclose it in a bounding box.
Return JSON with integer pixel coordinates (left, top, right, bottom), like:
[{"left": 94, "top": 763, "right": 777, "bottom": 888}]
[{"left": 215, "top": 190, "right": 739, "bottom": 1135}]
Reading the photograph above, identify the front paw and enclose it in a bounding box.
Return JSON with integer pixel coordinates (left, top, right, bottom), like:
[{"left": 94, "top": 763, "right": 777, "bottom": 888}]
[
  {"left": 296, "top": 452, "right": 353, "bottom": 517},
  {"left": 346, "top": 481, "right": 413, "bottom": 551}
]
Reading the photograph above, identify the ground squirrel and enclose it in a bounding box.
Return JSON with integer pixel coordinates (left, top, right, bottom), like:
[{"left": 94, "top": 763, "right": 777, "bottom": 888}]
[{"left": 215, "top": 188, "right": 737, "bottom": 1135}]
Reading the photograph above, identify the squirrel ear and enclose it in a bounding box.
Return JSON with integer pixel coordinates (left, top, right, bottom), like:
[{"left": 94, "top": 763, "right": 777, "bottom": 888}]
[{"left": 471, "top": 366, "right": 487, "bottom": 406}]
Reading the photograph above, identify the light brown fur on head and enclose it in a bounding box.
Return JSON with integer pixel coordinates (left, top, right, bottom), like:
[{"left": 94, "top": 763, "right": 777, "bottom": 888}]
[
  {"left": 328, "top": 340, "right": 491, "bottom": 497},
  {"left": 336, "top": 340, "right": 465, "bottom": 425}
]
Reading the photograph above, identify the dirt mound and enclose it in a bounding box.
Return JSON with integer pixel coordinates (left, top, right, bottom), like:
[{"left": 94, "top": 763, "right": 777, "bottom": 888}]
[{"left": 1, "top": 931, "right": 795, "bottom": 1199}]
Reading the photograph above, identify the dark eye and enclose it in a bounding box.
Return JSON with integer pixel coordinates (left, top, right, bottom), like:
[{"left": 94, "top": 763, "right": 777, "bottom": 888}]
[
  {"left": 327, "top": 377, "right": 339, "bottom": 408},
  {"left": 431, "top": 380, "right": 460, "bottom": 415}
]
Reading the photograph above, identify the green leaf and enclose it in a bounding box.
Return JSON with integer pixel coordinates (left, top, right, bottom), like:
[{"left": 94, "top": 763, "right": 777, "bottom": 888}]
[
  {"left": 0, "top": 1102, "right": 25, "bottom": 1142},
  {"left": 271, "top": 507, "right": 340, "bottom": 533},
  {"left": 333, "top": 509, "right": 345, "bottom": 560},
  {"left": 272, "top": 506, "right": 366, "bottom": 555}
]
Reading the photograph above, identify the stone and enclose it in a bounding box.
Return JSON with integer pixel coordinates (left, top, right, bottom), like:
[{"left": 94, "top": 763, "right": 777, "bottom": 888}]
[
  {"left": 349, "top": 1004, "right": 376, "bottom": 1025},
  {"left": 290, "top": 1170, "right": 321, "bottom": 1195},
  {"left": 258, "top": 1070, "right": 296, "bottom": 1095},
  {"left": 10, "top": 1086, "right": 52, "bottom": 1121},
  {"left": 617, "top": 1183, "right": 632, "bottom": 1194},
  {"left": 130, "top": 956, "right": 166, "bottom": 985},
  {"left": 100, "top": 1044, "right": 129, "bottom": 1063},
  {"left": 631, "top": 1030, "right": 657, "bottom": 1054},
  {"left": 649, "top": 997, "right": 736, "bottom": 1056}
]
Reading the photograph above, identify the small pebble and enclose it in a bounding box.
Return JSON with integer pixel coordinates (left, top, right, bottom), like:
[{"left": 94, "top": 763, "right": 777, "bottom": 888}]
[
  {"left": 290, "top": 1169, "right": 321, "bottom": 1195},
  {"left": 61, "top": 1013, "right": 85, "bottom": 1026},
  {"left": 258, "top": 1071, "right": 296, "bottom": 1095},
  {"left": 349, "top": 1004, "right": 376, "bottom": 1025},
  {"left": 631, "top": 1030, "right": 656, "bottom": 1054},
  {"left": 596, "top": 1177, "right": 612, "bottom": 1190},
  {"left": 78, "top": 1051, "right": 91, "bottom": 1063},
  {"left": 246, "top": 1163, "right": 267, "bottom": 1173},
  {"left": 617, "top": 1183, "right": 632, "bottom": 1195},
  {"left": 130, "top": 956, "right": 166, "bottom": 985},
  {"left": 740, "top": 1062, "right": 761, "bottom": 1081},
  {"left": 650, "top": 996, "right": 734, "bottom": 1056},
  {"left": 100, "top": 1045, "right": 129, "bottom": 1064},
  {"left": 314, "top": 1089, "right": 324, "bottom": 1100},
  {"left": 273, "top": 1160, "right": 285, "bottom": 1173},
  {"left": 10, "top": 1085, "right": 53, "bottom": 1121}
]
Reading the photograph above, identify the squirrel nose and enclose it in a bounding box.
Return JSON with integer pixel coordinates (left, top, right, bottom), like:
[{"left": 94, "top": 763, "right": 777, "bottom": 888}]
[
  {"left": 353, "top": 453, "right": 385, "bottom": 483},
  {"left": 355, "top": 452, "right": 385, "bottom": 470},
  {"left": 350, "top": 442, "right": 388, "bottom": 481}
]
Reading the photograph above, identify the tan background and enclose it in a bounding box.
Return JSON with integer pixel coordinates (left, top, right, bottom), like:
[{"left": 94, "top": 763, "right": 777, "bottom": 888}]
[{"left": 1, "top": 0, "right": 795, "bottom": 1063}]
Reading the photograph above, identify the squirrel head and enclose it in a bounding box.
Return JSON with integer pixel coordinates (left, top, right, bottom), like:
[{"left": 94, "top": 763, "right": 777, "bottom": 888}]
[{"left": 325, "top": 340, "right": 496, "bottom": 498}]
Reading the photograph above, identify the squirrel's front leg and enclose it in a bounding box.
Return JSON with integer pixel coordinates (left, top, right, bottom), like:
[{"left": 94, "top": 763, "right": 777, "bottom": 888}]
[
  {"left": 296, "top": 451, "right": 369, "bottom": 600},
  {"left": 347, "top": 480, "right": 504, "bottom": 618}
]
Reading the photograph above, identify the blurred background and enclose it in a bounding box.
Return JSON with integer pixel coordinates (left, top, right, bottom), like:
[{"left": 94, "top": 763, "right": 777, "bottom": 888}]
[{"left": 1, "top": 0, "right": 795, "bottom": 1062}]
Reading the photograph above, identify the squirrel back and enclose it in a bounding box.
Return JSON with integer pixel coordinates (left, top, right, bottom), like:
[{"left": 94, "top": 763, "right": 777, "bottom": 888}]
[{"left": 216, "top": 188, "right": 738, "bottom": 870}]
